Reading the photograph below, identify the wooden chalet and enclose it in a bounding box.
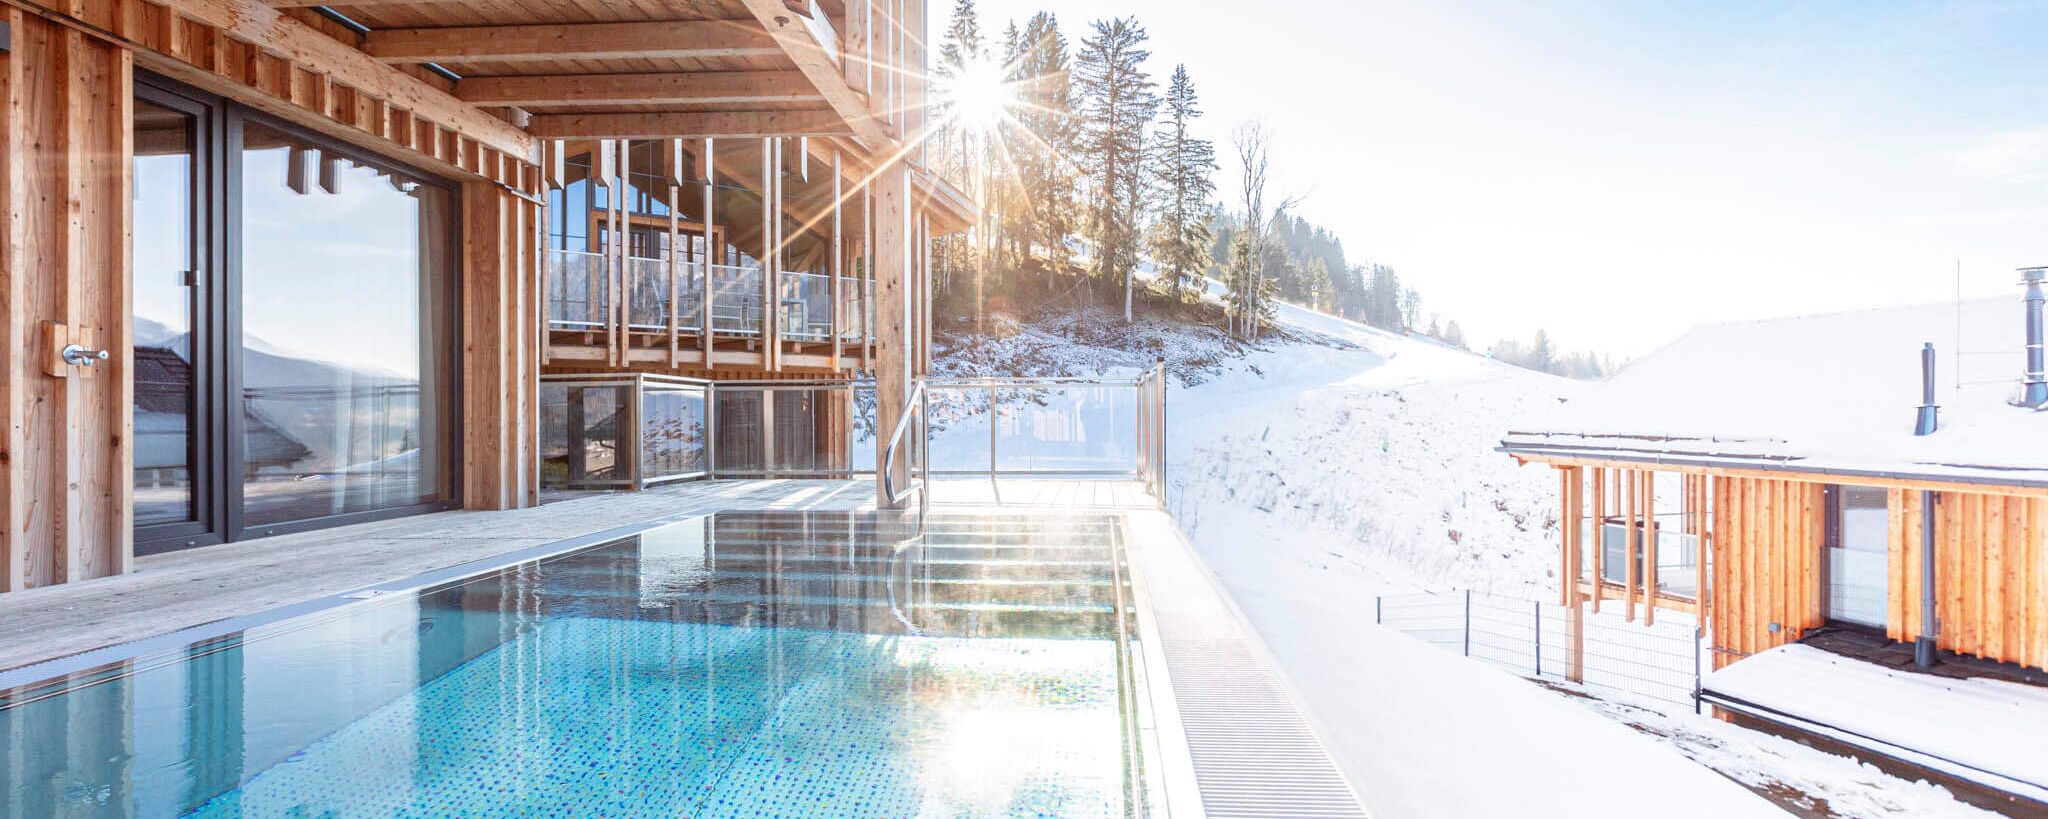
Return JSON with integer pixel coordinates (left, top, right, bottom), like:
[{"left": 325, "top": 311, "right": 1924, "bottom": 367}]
[
  {"left": 1503, "top": 274, "right": 2048, "bottom": 807},
  {"left": 0, "top": 0, "right": 971, "bottom": 589}
]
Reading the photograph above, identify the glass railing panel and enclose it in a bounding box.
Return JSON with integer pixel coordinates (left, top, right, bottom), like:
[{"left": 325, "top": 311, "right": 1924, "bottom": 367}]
[
  {"left": 924, "top": 386, "right": 995, "bottom": 474},
  {"left": 624, "top": 256, "right": 670, "bottom": 330},
  {"left": 640, "top": 382, "right": 708, "bottom": 483},
  {"left": 709, "top": 264, "right": 763, "bottom": 335},
  {"left": 1586, "top": 515, "right": 1701, "bottom": 599},
  {"left": 776, "top": 271, "right": 836, "bottom": 341},
  {"left": 712, "top": 385, "right": 856, "bottom": 475},
  {"left": 546, "top": 250, "right": 607, "bottom": 328},
  {"left": 837, "top": 277, "right": 868, "bottom": 341},
  {"left": 540, "top": 382, "right": 634, "bottom": 489},
  {"left": 988, "top": 383, "right": 1139, "bottom": 476}
]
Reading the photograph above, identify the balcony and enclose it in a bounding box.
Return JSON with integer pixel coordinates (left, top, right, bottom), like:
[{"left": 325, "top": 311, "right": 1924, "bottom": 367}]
[{"left": 546, "top": 249, "right": 872, "bottom": 350}]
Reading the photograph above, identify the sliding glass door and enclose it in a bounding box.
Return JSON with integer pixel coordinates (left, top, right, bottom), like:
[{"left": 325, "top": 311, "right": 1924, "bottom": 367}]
[
  {"left": 133, "top": 87, "right": 215, "bottom": 548},
  {"left": 233, "top": 121, "right": 455, "bottom": 534},
  {"left": 133, "top": 75, "right": 459, "bottom": 553}
]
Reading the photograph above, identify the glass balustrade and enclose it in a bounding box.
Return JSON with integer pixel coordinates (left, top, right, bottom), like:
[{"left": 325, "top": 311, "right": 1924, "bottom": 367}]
[
  {"left": 548, "top": 249, "right": 872, "bottom": 344},
  {"left": 546, "top": 250, "right": 607, "bottom": 329}
]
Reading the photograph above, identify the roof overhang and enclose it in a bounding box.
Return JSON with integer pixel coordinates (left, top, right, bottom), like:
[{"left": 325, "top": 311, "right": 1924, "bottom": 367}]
[
  {"left": 1500, "top": 433, "right": 2048, "bottom": 496},
  {"left": 306, "top": 0, "right": 905, "bottom": 152}
]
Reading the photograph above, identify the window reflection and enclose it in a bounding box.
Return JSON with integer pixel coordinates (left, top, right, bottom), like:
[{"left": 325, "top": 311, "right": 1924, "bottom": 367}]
[
  {"left": 133, "top": 98, "right": 198, "bottom": 528},
  {"left": 238, "top": 123, "right": 453, "bottom": 527}
]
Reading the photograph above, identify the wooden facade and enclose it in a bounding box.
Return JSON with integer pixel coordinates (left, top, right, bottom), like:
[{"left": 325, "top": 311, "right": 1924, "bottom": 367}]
[
  {"left": 0, "top": 0, "right": 964, "bottom": 590},
  {"left": 1534, "top": 453, "right": 2048, "bottom": 675},
  {"left": 1888, "top": 490, "right": 2048, "bottom": 669},
  {"left": 1, "top": 10, "right": 136, "bottom": 589}
]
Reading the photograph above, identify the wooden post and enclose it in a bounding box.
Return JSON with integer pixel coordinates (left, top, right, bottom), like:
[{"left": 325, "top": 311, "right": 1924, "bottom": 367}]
[
  {"left": 761, "top": 137, "right": 775, "bottom": 371},
  {"left": 622, "top": 140, "right": 636, "bottom": 365},
  {"left": 701, "top": 138, "right": 715, "bottom": 360},
  {"left": 1645, "top": 470, "right": 1659, "bottom": 626},
  {"left": 872, "top": 160, "right": 912, "bottom": 506},
  {"left": 1560, "top": 467, "right": 1575, "bottom": 607},
  {"left": 1590, "top": 466, "right": 1606, "bottom": 614},
  {"left": 667, "top": 183, "right": 680, "bottom": 367},
  {"left": 1625, "top": 468, "right": 1638, "bottom": 622},
  {"left": 1697, "top": 472, "right": 1711, "bottom": 637},
  {"left": 830, "top": 148, "right": 843, "bottom": 370},
  {"left": 863, "top": 181, "right": 875, "bottom": 369}
]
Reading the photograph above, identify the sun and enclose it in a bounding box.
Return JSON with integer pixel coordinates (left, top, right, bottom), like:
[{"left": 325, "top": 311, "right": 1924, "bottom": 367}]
[{"left": 941, "top": 58, "right": 1014, "bottom": 135}]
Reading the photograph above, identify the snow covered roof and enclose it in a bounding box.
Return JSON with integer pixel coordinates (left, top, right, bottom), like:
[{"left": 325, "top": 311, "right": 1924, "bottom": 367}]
[{"left": 1501, "top": 297, "right": 2048, "bottom": 488}]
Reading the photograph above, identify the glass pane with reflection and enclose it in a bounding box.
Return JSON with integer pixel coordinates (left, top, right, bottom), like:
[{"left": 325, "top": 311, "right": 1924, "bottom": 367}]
[
  {"left": 132, "top": 98, "right": 198, "bottom": 527},
  {"left": 238, "top": 123, "right": 453, "bottom": 529}
]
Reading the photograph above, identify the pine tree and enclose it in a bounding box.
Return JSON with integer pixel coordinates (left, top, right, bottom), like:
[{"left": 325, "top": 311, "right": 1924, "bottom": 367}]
[
  {"left": 1444, "top": 320, "right": 1467, "bottom": 349},
  {"left": 1011, "top": 13, "right": 1078, "bottom": 281},
  {"left": 1073, "top": 17, "right": 1157, "bottom": 320},
  {"left": 1531, "top": 329, "right": 1557, "bottom": 374},
  {"left": 935, "top": 0, "right": 985, "bottom": 178},
  {"left": 1146, "top": 65, "right": 1216, "bottom": 304}
]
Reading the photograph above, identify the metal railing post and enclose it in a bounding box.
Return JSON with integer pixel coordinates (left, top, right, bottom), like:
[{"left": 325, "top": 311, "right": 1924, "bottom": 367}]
[
  {"left": 1463, "top": 590, "right": 1472, "bottom": 657},
  {"left": 705, "top": 383, "right": 719, "bottom": 478},
  {"left": 988, "top": 383, "right": 998, "bottom": 484},
  {"left": 1375, "top": 596, "right": 1382, "bottom": 624},
  {"left": 1533, "top": 600, "right": 1543, "bottom": 676}
]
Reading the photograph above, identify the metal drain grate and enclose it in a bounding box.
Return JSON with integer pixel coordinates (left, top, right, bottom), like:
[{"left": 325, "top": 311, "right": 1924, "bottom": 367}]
[{"left": 1133, "top": 514, "right": 1370, "bottom": 818}]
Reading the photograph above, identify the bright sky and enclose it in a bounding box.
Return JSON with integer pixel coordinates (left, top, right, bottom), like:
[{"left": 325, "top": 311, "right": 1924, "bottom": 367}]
[{"left": 955, "top": 0, "right": 2048, "bottom": 359}]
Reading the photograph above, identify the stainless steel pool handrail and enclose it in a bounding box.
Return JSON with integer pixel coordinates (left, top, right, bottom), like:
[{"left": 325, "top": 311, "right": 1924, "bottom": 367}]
[{"left": 881, "top": 379, "right": 929, "bottom": 511}]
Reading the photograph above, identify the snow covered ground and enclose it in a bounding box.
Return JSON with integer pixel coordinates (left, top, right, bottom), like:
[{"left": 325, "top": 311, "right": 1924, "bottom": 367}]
[{"left": 935, "top": 297, "right": 2008, "bottom": 818}]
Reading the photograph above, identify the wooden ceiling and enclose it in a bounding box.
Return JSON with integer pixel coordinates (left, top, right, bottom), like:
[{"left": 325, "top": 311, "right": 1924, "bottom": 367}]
[{"left": 282, "top": 0, "right": 855, "bottom": 138}]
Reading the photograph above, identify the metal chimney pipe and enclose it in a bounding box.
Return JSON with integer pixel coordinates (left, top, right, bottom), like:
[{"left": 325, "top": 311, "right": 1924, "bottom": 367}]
[
  {"left": 1917, "top": 488, "right": 1939, "bottom": 668},
  {"left": 2022, "top": 266, "right": 2047, "bottom": 408},
  {"left": 1914, "top": 343, "right": 1939, "bottom": 436},
  {"left": 1908, "top": 343, "right": 1941, "bottom": 663}
]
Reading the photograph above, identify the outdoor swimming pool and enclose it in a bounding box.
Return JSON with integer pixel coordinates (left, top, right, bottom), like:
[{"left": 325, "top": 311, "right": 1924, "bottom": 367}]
[{"left": 0, "top": 512, "right": 1152, "bottom": 818}]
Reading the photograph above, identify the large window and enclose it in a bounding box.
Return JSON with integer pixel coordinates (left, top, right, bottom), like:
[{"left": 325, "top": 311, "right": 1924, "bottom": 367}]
[
  {"left": 132, "top": 76, "right": 458, "bottom": 553},
  {"left": 1825, "top": 485, "right": 1891, "bottom": 629},
  {"left": 236, "top": 122, "right": 454, "bottom": 530},
  {"left": 133, "top": 93, "right": 205, "bottom": 532}
]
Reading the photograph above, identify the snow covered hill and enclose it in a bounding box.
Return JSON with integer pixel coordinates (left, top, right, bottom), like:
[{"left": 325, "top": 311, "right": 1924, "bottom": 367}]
[{"left": 936, "top": 300, "right": 1998, "bottom": 818}]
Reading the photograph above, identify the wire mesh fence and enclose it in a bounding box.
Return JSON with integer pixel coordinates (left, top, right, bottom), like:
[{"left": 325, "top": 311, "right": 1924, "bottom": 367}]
[{"left": 1376, "top": 590, "right": 1703, "bottom": 711}]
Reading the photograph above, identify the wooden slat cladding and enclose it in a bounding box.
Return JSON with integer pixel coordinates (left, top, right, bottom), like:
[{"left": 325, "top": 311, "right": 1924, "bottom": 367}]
[
  {"left": 462, "top": 183, "right": 543, "bottom": 511},
  {"left": 0, "top": 11, "right": 133, "bottom": 590},
  {"left": 1887, "top": 490, "right": 2048, "bottom": 669},
  {"left": 1709, "top": 476, "right": 1824, "bottom": 669},
  {"left": 18, "top": 0, "right": 537, "bottom": 193}
]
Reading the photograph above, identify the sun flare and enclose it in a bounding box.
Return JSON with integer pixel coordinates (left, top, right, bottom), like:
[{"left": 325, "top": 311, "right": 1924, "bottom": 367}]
[{"left": 941, "top": 58, "right": 1015, "bottom": 134}]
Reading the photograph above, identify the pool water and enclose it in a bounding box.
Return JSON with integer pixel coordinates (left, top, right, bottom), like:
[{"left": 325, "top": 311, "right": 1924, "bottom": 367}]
[{"left": 0, "top": 512, "right": 1147, "bottom": 818}]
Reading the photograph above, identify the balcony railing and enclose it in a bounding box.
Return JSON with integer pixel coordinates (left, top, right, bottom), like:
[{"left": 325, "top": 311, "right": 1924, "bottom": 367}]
[
  {"left": 1579, "top": 512, "right": 1702, "bottom": 600},
  {"left": 541, "top": 368, "right": 1171, "bottom": 505},
  {"left": 548, "top": 249, "right": 869, "bottom": 344}
]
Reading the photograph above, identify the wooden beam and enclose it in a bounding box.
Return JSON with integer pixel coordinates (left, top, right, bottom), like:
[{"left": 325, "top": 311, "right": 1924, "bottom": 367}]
[
  {"left": 150, "top": 0, "right": 533, "bottom": 159},
  {"left": 265, "top": 0, "right": 468, "bottom": 5},
  {"left": 527, "top": 110, "right": 854, "bottom": 140},
  {"left": 735, "top": 0, "right": 895, "bottom": 152},
  {"left": 364, "top": 20, "right": 782, "bottom": 64},
  {"left": 458, "top": 71, "right": 823, "bottom": 108}
]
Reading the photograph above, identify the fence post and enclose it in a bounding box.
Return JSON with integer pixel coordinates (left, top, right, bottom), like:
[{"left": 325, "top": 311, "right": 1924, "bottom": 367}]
[
  {"left": 1463, "top": 590, "right": 1472, "bottom": 657},
  {"left": 1375, "top": 596, "right": 1382, "bottom": 625},
  {"left": 1533, "top": 600, "right": 1543, "bottom": 676},
  {"left": 1694, "top": 628, "right": 1704, "bottom": 715}
]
